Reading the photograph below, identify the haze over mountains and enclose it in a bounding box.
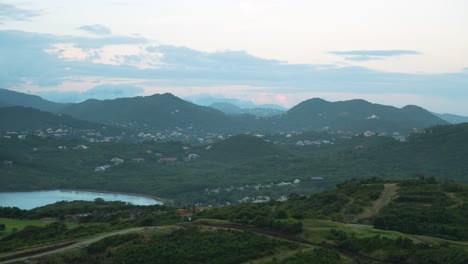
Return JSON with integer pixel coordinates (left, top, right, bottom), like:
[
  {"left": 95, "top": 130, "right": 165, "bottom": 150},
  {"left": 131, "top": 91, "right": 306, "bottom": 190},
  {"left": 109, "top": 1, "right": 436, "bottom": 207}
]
[{"left": 0, "top": 88, "right": 460, "bottom": 136}]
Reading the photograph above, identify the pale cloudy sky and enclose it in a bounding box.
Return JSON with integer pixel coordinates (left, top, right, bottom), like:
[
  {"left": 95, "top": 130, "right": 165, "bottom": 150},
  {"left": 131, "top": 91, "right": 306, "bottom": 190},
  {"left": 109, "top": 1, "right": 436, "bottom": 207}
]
[{"left": 1, "top": 0, "right": 467, "bottom": 114}]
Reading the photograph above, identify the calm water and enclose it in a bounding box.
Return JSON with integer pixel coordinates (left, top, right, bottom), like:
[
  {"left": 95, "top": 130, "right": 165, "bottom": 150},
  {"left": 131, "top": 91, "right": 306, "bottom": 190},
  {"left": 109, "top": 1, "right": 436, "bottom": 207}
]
[{"left": 0, "top": 190, "right": 162, "bottom": 210}]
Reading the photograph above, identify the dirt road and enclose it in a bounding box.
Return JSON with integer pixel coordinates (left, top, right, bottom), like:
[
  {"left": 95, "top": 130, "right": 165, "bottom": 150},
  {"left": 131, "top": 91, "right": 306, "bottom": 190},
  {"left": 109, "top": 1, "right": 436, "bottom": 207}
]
[
  {"left": 0, "top": 227, "right": 153, "bottom": 264},
  {"left": 186, "top": 221, "right": 389, "bottom": 263},
  {"left": 357, "top": 183, "right": 398, "bottom": 220}
]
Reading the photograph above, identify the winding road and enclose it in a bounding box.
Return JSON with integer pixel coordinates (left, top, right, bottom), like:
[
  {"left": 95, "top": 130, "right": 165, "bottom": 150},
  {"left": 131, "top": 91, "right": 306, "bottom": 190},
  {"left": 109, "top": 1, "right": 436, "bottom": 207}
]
[{"left": 0, "top": 227, "right": 154, "bottom": 264}]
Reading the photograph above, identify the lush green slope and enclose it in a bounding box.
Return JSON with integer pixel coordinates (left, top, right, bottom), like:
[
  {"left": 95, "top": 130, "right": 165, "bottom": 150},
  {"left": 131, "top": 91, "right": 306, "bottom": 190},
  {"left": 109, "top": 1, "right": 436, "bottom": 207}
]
[{"left": 1, "top": 123, "right": 468, "bottom": 206}]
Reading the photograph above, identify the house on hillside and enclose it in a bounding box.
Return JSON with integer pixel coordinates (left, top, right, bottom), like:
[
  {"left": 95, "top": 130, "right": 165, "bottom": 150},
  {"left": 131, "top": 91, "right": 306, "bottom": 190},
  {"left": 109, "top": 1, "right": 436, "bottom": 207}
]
[
  {"left": 188, "top": 154, "right": 199, "bottom": 160},
  {"left": 95, "top": 165, "right": 111, "bottom": 172},
  {"left": 74, "top": 144, "right": 89, "bottom": 150},
  {"left": 159, "top": 157, "right": 177, "bottom": 163},
  {"left": 176, "top": 207, "right": 210, "bottom": 221},
  {"left": 111, "top": 157, "right": 124, "bottom": 164},
  {"left": 3, "top": 160, "right": 13, "bottom": 166},
  {"left": 310, "top": 177, "right": 324, "bottom": 180}
]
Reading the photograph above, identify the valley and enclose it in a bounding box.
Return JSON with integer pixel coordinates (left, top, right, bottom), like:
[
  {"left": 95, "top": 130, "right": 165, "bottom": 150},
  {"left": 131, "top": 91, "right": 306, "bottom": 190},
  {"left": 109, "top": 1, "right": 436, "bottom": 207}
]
[{"left": 1, "top": 89, "right": 467, "bottom": 263}]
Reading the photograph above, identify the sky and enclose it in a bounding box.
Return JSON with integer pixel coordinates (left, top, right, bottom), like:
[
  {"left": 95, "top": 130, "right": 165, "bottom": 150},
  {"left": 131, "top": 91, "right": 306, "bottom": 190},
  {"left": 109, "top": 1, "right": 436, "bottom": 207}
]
[{"left": 0, "top": 0, "right": 467, "bottom": 114}]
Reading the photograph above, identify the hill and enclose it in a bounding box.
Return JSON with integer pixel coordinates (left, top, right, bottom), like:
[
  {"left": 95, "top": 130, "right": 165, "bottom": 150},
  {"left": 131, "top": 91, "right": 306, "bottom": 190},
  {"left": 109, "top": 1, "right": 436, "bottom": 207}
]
[
  {"left": 435, "top": 113, "right": 468, "bottom": 124},
  {"left": 272, "top": 98, "right": 447, "bottom": 134},
  {"left": 59, "top": 93, "right": 257, "bottom": 133},
  {"left": 0, "top": 106, "right": 121, "bottom": 134},
  {"left": 209, "top": 102, "right": 285, "bottom": 117},
  {"left": 0, "top": 89, "right": 64, "bottom": 112}
]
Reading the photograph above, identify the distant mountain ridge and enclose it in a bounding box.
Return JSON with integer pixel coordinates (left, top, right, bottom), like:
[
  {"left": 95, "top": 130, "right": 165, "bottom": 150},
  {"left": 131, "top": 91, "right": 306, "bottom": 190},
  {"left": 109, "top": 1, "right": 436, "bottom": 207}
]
[
  {"left": 434, "top": 113, "right": 468, "bottom": 124},
  {"left": 209, "top": 102, "right": 285, "bottom": 117},
  {"left": 0, "top": 89, "right": 65, "bottom": 112},
  {"left": 185, "top": 95, "right": 287, "bottom": 110},
  {"left": 270, "top": 98, "right": 447, "bottom": 134},
  {"left": 0, "top": 88, "right": 448, "bottom": 135},
  {"left": 58, "top": 93, "right": 258, "bottom": 133}
]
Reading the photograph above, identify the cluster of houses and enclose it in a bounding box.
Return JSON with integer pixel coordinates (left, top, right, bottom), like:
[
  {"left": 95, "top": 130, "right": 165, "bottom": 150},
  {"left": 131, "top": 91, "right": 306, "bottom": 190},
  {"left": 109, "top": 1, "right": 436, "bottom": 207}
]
[
  {"left": 0, "top": 128, "right": 123, "bottom": 143},
  {"left": 204, "top": 179, "right": 302, "bottom": 195}
]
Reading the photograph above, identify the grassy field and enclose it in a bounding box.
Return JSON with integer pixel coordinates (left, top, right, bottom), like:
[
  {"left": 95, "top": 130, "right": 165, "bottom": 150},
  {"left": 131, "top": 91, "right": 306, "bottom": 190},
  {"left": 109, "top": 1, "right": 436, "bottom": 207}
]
[
  {"left": 300, "top": 219, "right": 468, "bottom": 247},
  {"left": 0, "top": 218, "right": 79, "bottom": 237}
]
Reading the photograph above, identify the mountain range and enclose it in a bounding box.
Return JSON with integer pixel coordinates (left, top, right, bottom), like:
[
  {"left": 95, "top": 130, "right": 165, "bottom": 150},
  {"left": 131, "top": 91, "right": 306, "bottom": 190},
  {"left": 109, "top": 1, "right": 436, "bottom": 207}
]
[
  {"left": 269, "top": 98, "right": 448, "bottom": 134},
  {"left": 0, "top": 88, "right": 454, "bottom": 135},
  {"left": 209, "top": 102, "right": 285, "bottom": 117},
  {"left": 434, "top": 113, "right": 468, "bottom": 124}
]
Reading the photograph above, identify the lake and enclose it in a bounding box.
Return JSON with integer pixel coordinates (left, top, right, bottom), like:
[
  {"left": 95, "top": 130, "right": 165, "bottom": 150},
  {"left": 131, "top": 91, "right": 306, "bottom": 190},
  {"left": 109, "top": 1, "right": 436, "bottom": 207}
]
[{"left": 0, "top": 190, "right": 162, "bottom": 210}]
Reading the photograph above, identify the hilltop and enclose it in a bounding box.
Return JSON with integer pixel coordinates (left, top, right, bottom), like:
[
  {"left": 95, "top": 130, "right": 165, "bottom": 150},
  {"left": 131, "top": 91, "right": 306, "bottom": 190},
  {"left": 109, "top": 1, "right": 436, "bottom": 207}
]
[{"left": 272, "top": 98, "right": 447, "bottom": 134}]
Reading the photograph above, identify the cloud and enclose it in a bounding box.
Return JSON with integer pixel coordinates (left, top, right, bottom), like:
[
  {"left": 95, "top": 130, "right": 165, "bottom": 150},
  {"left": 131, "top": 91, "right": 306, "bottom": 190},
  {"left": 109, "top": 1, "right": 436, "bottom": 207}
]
[
  {"left": 329, "top": 50, "right": 422, "bottom": 61},
  {"left": 0, "top": 3, "right": 40, "bottom": 22},
  {"left": 78, "top": 24, "right": 112, "bottom": 35},
  {"left": 1, "top": 30, "right": 468, "bottom": 112},
  {"left": 0, "top": 30, "right": 148, "bottom": 86},
  {"left": 329, "top": 50, "right": 422, "bottom": 56},
  {"left": 343, "top": 55, "right": 385, "bottom": 62},
  {"left": 37, "top": 84, "right": 145, "bottom": 103}
]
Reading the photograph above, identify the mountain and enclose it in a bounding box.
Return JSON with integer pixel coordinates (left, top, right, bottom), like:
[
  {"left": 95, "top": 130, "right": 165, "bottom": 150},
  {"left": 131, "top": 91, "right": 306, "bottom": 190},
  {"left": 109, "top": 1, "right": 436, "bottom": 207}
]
[
  {"left": 58, "top": 94, "right": 447, "bottom": 135},
  {"left": 272, "top": 98, "right": 448, "bottom": 134},
  {"left": 59, "top": 93, "right": 257, "bottom": 133},
  {"left": 209, "top": 102, "right": 243, "bottom": 115},
  {"left": 0, "top": 106, "right": 118, "bottom": 133},
  {"left": 186, "top": 94, "right": 287, "bottom": 110},
  {"left": 209, "top": 102, "right": 285, "bottom": 117},
  {"left": 434, "top": 113, "right": 468, "bottom": 124},
  {"left": 0, "top": 89, "right": 65, "bottom": 112}
]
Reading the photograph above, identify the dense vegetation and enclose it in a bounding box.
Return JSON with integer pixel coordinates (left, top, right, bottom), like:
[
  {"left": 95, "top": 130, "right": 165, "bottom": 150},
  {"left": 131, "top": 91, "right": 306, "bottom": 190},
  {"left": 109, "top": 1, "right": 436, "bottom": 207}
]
[
  {"left": 0, "top": 200, "right": 180, "bottom": 226},
  {"left": 2, "top": 122, "right": 468, "bottom": 206},
  {"left": 374, "top": 178, "right": 468, "bottom": 240},
  {"left": 43, "top": 227, "right": 297, "bottom": 264},
  {"left": 0, "top": 178, "right": 467, "bottom": 263},
  {"left": 327, "top": 229, "right": 468, "bottom": 264},
  {"left": 0, "top": 221, "right": 111, "bottom": 252},
  {"left": 265, "top": 248, "right": 342, "bottom": 264}
]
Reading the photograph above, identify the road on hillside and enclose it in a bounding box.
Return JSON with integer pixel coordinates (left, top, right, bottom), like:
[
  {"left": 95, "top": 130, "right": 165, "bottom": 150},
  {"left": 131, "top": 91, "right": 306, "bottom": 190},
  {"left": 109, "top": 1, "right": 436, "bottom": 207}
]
[
  {"left": 185, "top": 221, "right": 389, "bottom": 263},
  {"left": 0, "top": 227, "right": 154, "bottom": 264},
  {"left": 357, "top": 183, "right": 398, "bottom": 220}
]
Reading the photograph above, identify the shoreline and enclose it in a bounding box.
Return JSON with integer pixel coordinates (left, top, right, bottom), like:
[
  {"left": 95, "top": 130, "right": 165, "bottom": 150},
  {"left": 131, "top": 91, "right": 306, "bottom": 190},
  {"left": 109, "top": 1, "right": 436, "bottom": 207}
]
[
  {"left": 0, "top": 189, "right": 172, "bottom": 206},
  {"left": 56, "top": 188, "right": 166, "bottom": 205}
]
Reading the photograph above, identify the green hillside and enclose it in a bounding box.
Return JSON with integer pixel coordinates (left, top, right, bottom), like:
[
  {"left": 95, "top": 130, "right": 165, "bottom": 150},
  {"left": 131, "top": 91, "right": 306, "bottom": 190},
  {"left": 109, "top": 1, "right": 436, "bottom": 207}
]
[{"left": 1, "top": 178, "right": 467, "bottom": 264}]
